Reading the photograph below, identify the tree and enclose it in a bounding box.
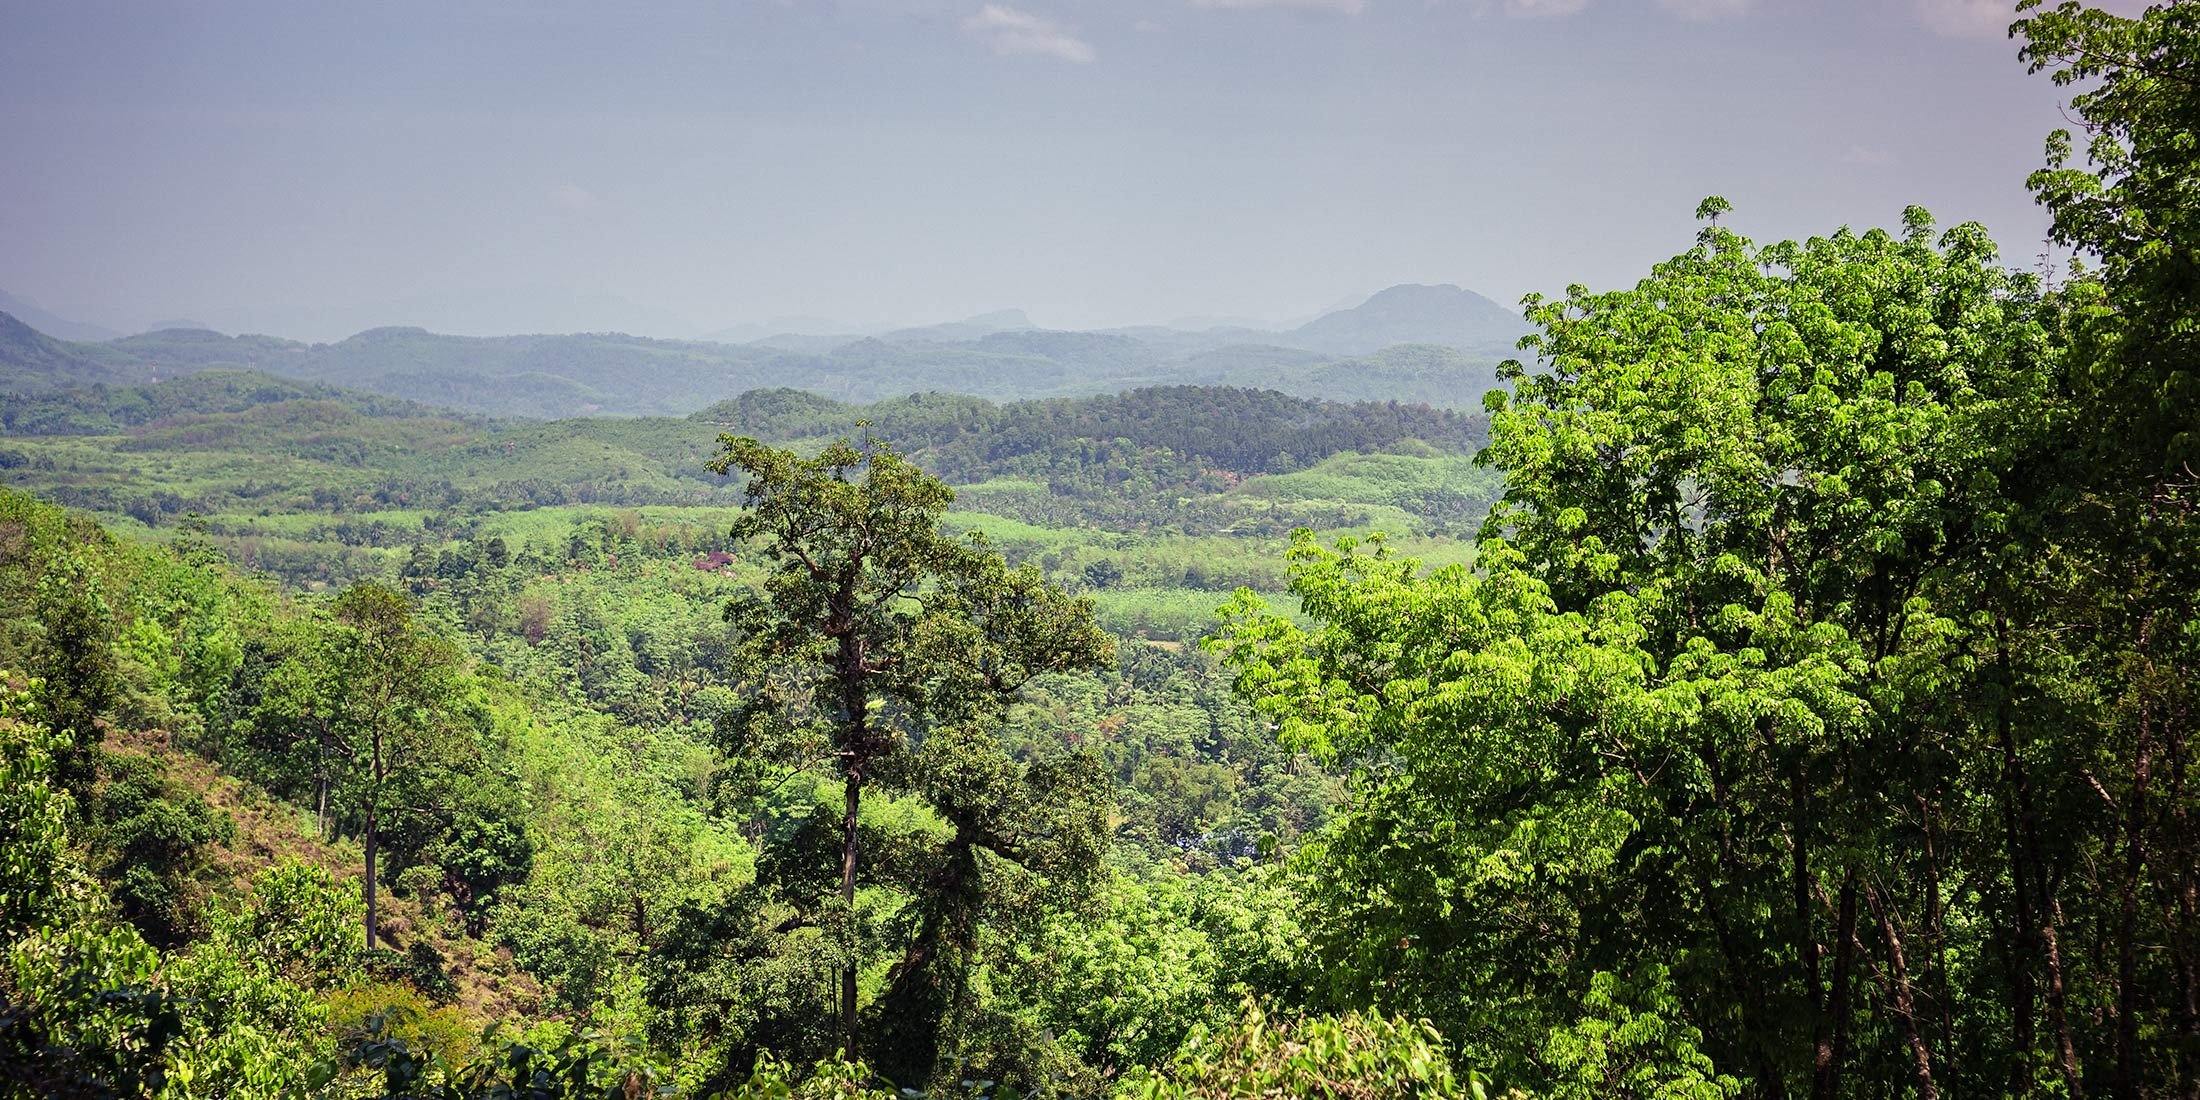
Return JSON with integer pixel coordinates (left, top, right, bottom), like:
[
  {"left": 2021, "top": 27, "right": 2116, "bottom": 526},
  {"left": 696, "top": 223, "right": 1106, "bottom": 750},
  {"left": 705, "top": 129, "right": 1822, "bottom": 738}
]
[
  {"left": 2019, "top": 0, "right": 2200, "bottom": 477},
  {"left": 1215, "top": 205, "right": 2058, "bottom": 1095},
  {"left": 701, "top": 436, "right": 1112, "bottom": 1071},
  {"left": 2007, "top": 6, "right": 2200, "bottom": 1092},
  {"left": 328, "top": 582, "right": 462, "bottom": 952},
  {"left": 32, "top": 554, "right": 117, "bottom": 798},
  {"left": 229, "top": 619, "right": 349, "bottom": 839}
]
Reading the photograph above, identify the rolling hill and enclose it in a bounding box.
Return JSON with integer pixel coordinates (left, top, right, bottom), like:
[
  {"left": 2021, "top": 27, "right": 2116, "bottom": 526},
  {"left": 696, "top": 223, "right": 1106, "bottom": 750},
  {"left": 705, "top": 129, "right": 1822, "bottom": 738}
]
[
  {"left": 0, "top": 373, "right": 1497, "bottom": 544},
  {"left": 0, "top": 310, "right": 152, "bottom": 392},
  {"left": 0, "top": 282, "right": 1524, "bottom": 418}
]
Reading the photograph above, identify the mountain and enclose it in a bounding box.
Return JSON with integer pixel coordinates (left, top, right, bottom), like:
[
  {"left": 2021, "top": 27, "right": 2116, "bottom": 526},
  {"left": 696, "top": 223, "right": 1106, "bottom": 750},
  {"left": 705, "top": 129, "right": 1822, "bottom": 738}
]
[
  {"left": 0, "top": 291, "right": 123, "bottom": 343},
  {"left": 878, "top": 309, "right": 1035, "bottom": 344},
  {"left": 185, "top": 287, "right": 703, "bottom": 343},
  {"left": 704, "top": 309, "right": 1033, "bottom": 347},
  {"left": 1288, "top": 283, "right": 1526, "bottom": 356},
  {"left": 103, "top": 326, "right": 313, "bottom": 377},
  {"left": 0, "top": 368, "right": 456, "bottom": 435},
  {"left": 0, "top": 306, "right": 1517, "bottom": 419},
  {"left": 698, "top": 316, "right": 863, "bottom": 344},
  {"left": 0, "top": 311, "right": 146, "bottom": 391},
  {"left": 281, "top": 327, "right": 810, "bottom": 419},
  {"left": 1166, "top": 314, "right": 1278, "bottom": 331}
]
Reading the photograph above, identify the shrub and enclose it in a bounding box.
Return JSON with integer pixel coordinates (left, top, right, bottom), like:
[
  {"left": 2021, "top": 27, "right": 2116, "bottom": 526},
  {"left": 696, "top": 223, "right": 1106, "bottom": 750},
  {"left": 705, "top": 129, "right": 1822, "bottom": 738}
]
[{"left": 1128, "top": 1001, "right": 1473, "bottom": 1100}]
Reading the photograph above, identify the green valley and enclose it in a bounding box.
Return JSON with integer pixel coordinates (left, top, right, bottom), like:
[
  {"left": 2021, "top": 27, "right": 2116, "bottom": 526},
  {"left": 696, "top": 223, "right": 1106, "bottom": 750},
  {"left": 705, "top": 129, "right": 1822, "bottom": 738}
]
[{"left": 2, "top": 4, "right": 2198, "bottom": 1098}]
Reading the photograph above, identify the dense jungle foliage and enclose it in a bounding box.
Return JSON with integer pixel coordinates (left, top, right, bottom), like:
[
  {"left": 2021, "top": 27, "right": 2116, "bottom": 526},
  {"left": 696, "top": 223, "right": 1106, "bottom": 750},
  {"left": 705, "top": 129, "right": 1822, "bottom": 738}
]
[{"left": 1, "top": 3, "right": 2196, "bottom": 1096}]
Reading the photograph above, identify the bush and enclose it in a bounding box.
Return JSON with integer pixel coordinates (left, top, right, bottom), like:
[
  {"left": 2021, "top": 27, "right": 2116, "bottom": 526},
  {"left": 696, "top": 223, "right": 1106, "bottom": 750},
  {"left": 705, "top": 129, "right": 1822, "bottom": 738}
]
[
  {"left": 1128, "top": 1001, "right": 1473, "bottom": 1100},
  {"left": 0, "top": 706, "right": 77, "bottom": 938},
  {"left": 89, "top": 753, "right": 233, "bottom": 948},
  {"left": 330, "top": 1013, "right": 671, "bottom": 1100},
  {"left": 329, "top": 982, "right": 479, "bottom": 1067}
]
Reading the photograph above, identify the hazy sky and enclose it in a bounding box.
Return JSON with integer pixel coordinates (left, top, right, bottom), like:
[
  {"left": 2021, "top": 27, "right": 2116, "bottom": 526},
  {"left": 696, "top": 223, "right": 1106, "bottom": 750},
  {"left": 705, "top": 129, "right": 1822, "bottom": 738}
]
[{"left": 0, "top": 0, "right": 2142, "bottom": 339}]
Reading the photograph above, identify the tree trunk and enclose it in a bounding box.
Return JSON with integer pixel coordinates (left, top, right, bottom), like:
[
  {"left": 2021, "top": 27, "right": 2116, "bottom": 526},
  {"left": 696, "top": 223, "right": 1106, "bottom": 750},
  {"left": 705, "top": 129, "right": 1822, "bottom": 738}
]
[
  {"left": 1706, "top": 725, "right": 1784, "bottom": 1099},
  {"left": 2046, "top": 893, "right": 2085, "bottom": 1100},
  {"left": 832, "top": 591, "right": 870, "bottom": 1062},
  {"left": 1816, "top": 873, "right": 1858, "bottom": 1100},
  {"left": 1997, "top": 617, "right": 2041, "bottom": 1094},
  {"left": 1796, "top": 768, "right": 1825, "bottom": 1100},
  {"left": 316, "top": 716, "right": 331, "bottom": 841},
  {"left": 2002, "top": 739, "right": 2040, "bottom": 1093},
  {"left": 1871, "top": 885, "right": 1941, "bottom": 1100},
  {"left": 364, "top": 799, "right": 379, "bottom": 951},
  {"left": 2115, "top": 702, "right": 2155, "bottom": 1100},
  {"left": 841, "top": 764, "right": 862, "bottom": 1057},
  {"left": 365, "top": 720, "right": 386, "bottom": 952},
  {"left": 1918, "top": 796, "right": 1958, "bottom": 1077},
  {"left": 2170, "top": 716, "right": 2200, "bottom": 1098}
]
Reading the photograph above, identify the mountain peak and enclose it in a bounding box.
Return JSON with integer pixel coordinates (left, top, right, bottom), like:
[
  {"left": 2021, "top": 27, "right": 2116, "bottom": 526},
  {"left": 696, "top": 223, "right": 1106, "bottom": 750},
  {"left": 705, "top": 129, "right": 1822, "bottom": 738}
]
[
  {"left": 0, "top": 293, "right": 122, "bottom": 343},
  {"left": 1289, "top": 283, "right": 1524, "bottom": 355},
  {"left": 962, "top": 308, "right": 1031, "bottom": 329}
]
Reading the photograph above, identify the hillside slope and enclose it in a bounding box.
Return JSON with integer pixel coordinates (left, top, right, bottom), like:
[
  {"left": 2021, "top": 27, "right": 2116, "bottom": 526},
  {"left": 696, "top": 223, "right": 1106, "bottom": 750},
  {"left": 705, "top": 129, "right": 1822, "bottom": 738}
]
[{"left": 0, "top": 311, "right": 150, "bottom": 392}]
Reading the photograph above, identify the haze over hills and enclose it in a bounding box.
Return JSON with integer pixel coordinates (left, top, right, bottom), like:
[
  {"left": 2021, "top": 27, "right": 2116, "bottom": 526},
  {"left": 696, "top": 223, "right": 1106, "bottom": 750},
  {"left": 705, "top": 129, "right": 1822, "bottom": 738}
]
[
  {"left": 0, "top": 290, "right": 123, "bottom": 343},
  {"left": 0, "top": 283, "right": 1527, "bottom": 418},
  {"left": 184, "top": 287, "right": 710, "bottom": 344},
  {"left": 0, "top": 310, "right": 150, "bottom": 392}
]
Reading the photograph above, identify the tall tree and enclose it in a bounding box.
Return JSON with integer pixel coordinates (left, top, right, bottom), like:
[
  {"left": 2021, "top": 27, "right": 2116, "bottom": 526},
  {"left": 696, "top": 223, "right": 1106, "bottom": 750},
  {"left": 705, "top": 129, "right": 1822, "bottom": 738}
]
[
  {"left": 1215, "top": 205, "right": 2055, "bottom": 1096},
  {"left": 2020, "top": 0, "right": 2200, "bottom": 476},
  {"left": 703, "top": 436, "right": 1112, "bottom": 1068},
  {"left": 327, "top": 582, "right": 460, "bottom": 951},
  {"left": 29, "top": 551, "right": 117, "bottom": 797},
  {"left": 2011, "top": 5, "right": 2200, "bottom": 1092}
]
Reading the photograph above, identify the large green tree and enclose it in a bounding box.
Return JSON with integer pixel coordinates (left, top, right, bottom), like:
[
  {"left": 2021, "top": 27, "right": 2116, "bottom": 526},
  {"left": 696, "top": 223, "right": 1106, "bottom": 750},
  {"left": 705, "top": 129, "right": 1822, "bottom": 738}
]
[
  {"left": 326, "top": 582, "right": 466, "bottom": 951},
  {"left": 688, "top": 437, "right": 1112, "bottom": 1080},
  {"left": 2005, "top": 4, "right": 2200, "bottom": 1092},
  {"left": 0, "top": 494, "right": 120, "bottom": 799},
  {"left": 1216, "top": 202, "right": 2063, "bottom": 1097},
  {"left": 1213, "top": 2, "right": 2200, "bottom": 1080}
]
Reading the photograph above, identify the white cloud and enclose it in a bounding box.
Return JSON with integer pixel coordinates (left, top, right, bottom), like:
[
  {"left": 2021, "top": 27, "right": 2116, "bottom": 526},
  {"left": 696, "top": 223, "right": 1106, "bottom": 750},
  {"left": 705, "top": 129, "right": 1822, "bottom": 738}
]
[
  {"left": 1656, "top": 0, "right": 1753, "bottom": 19},
  {"left": 1912, "top": 0, "right": 2017, "bottom": 40},
  {"left": 1479, "top": 0, "right": 1761, "bottom": 21},
  {"left": 961, "top": 4, "right": 1096, "bottom": 63},
  {"left": 1189, "top": 0, "right": 1369, "bottom": 14},
  {"left": 547, "top": 183, "right": 599, "bottom": 213},
  {"left": 1502, "top": 0, "right": 1587, "bottom": 18}
]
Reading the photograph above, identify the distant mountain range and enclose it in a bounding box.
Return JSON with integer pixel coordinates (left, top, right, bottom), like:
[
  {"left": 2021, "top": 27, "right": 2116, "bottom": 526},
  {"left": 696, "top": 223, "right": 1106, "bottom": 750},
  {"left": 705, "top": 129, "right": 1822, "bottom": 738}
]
[
  {"left": 0, "top": 284, "right": 1527, "bottom": 419},
  {"left": 0, "top": 291, "right": 123, "bottom": 343}
]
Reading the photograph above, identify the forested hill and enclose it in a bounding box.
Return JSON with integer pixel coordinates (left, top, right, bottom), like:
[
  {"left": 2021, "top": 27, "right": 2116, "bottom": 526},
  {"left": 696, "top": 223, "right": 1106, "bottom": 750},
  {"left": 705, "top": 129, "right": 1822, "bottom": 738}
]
[
  {"left": 0, "top": 374, "right": 1500, "bottom": 546},
  {"left": 694, "top": 385, "right": 1484, "bottom": 477},
  {"left": 0, "top": 366, "right": 459, "bottom": 434},
  {"left": 0, "top": 309, "right": 148, "bottom": 392},
  {"left": 0, "top": 309, "right": 1508, "bottom": 418}
]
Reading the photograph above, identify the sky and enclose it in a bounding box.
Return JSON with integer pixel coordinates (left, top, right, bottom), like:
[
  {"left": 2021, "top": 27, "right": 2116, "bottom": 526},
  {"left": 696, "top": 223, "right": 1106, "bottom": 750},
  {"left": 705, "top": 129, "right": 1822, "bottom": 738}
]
[{"left": 0, "top": 0, "right": 2146, "bottom": 340}]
